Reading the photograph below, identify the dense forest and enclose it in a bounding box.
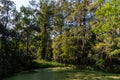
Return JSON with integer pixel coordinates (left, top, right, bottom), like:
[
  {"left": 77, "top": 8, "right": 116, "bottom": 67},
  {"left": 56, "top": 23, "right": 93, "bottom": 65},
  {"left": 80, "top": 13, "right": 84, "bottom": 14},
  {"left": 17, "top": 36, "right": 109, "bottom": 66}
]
[{"left": 0, "top": 0, "right": 120, "bottom": 79}]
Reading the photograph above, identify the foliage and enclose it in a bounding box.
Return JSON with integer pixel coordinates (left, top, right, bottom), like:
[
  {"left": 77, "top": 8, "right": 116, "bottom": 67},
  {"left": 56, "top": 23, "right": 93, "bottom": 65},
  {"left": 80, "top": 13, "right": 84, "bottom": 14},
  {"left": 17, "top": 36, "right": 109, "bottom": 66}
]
[
  {"left": 91, "top": 0, "right": 120, "bottom": 72},
  {"left": 31, "top": 60, "right": 66, "bottom": 69},
  {"left": 52, "top": 26, "right": 95, "bottom": 65}
]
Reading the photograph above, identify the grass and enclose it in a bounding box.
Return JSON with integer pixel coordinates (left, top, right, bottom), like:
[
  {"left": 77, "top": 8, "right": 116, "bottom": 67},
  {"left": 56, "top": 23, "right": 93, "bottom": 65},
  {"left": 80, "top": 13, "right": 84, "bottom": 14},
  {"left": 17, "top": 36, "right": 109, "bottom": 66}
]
[
  {"left": 65, "top": 69, "right": 120, "bottom": 80},
  {"left": 31, "top": 59, "right": 69, "bottom": 69}
]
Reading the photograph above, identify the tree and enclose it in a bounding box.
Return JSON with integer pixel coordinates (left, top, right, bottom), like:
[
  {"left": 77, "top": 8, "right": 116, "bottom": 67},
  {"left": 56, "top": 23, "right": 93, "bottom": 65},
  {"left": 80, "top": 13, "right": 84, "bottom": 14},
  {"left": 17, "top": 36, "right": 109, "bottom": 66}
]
[
  {"left": 65, "top": 0, "right": 90, "bottom": 28},
  {"left": 92, "top": 0, "right": 120, "bottom": 72},
  {"left": 37, "top": 0, "right": 54, "bottom": 60},
  {"left": 0, "top": 0, "right": 16, "bottom": 54},
  {"left": 0, "top": 0, "right": 19, "bottom": 77},
  {"left": 53, "top": 26, "right": 95, "bottom": 65},
  {"left": 53, "top": 0, "right": 72, "bottom": 35}
]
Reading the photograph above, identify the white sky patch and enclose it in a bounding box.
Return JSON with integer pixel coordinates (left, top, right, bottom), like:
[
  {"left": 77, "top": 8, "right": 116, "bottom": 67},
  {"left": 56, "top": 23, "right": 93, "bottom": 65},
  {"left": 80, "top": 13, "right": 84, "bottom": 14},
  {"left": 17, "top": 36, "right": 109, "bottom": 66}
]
[
  {"left": 11, "top": 0, "right": 31, "bottom": 11},
  {"left": 12, "top": 0, "right": 59, "bottom": 11}
]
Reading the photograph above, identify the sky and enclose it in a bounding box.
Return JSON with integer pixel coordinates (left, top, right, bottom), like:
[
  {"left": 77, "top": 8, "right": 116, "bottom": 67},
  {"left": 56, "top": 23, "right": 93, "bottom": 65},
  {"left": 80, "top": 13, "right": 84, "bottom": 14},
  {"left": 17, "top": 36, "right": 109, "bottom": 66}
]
[
  {"left": 11, "top": 0, "right": 31, "bottom": 11},
  {"left": 12, "top": 0, "right": 58, "bottom": 11}
]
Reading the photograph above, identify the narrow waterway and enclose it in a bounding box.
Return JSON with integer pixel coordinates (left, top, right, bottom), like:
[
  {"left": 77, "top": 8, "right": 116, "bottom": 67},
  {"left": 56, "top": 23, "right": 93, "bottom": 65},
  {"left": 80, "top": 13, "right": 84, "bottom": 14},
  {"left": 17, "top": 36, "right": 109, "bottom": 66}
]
[{"left": 5, "top": 67, "right": 120, "bottom": 80}]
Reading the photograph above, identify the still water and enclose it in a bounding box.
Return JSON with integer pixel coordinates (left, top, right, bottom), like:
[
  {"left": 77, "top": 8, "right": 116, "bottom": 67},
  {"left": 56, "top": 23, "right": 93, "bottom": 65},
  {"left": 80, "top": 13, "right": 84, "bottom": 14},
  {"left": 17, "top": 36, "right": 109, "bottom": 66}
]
[{"left": 5, "top": 67, "right": 120, "bottom": 80}]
